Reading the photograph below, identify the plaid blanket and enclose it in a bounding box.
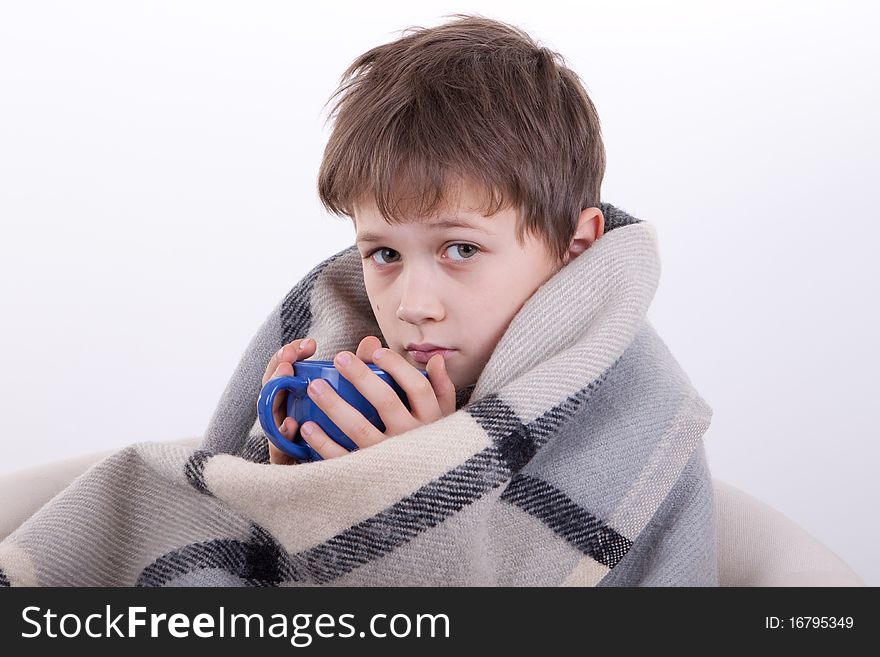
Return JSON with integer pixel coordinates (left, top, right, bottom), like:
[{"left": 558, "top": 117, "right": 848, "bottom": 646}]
[{"left": 0, "top": 203, "right": 717, "bottom": 586}]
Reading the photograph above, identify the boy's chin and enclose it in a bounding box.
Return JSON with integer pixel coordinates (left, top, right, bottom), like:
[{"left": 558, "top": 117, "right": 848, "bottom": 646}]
[{"left": 446, "top": 367, "right": 476, "bottom": 393}]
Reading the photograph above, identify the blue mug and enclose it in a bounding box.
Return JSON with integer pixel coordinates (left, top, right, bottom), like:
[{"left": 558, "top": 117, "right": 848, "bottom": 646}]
[{"left": 257, "top": 359, "right": 429, "bottom": 462}]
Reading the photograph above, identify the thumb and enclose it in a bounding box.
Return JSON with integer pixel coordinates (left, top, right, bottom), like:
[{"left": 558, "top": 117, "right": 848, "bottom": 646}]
[
  {"left": 355, "top": 335, "right": 384, "bottom": 363},
  {"left": 427, "top": 354, "right": 456, "bottom": 416}
]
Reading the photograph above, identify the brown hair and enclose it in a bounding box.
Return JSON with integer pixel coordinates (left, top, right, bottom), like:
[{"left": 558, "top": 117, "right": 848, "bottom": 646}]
[{"left": 317, "top": 14, "right": 606, "bottom": 265}]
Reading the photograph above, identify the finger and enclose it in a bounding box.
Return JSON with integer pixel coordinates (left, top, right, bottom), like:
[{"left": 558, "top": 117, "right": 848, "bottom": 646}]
[
  {"left": 281, "top": 337, "right": 316, "bottom": 364},
  {"left": 271, "top": 361, "right": 295, "bottom": 427},
  {"left": 354, "top": 335, "right": 383, "bottom": 364},
  {"left": 371, "top": 347, "right": 442, "bottom": 422},
  {"left": 262, "top": 338, "right": 316, "bottom": 385},
  {"left": 268, "top": 441, "right": 299, "bottom": 465},
  {"left": 334, "top": 350, "right": 419, "bottom": 437},
  {"left": 268, "top": 417, "right": 301, "bottom": 465},
  {"left": 426, "top": 353, "right": 457, "bottom": 416},
  {"left": 279, "top": 416, "right": 300, "bottom": 443},
  {"left": 305, "top": 376, "right": 386, "bottom": 448},
  {"left": 300, "top": 421, "right": 351, "bottom": 460}
]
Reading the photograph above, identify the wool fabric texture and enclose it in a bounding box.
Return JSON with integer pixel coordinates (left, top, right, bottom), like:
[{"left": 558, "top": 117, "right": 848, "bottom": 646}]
[{"left": 0, "top": 203, "right": 718, "bottom": 586}]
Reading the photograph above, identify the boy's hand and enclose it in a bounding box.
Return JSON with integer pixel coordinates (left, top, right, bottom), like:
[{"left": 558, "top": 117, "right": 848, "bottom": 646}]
[
  {"left": 299, "top": 335, "right": 457, "bottom": 460},
  {"left": 261, "top": 337, "right": 318, "bottom": 465}
]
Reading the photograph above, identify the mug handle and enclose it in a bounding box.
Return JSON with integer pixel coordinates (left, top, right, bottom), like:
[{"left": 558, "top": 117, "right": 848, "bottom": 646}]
[{"left": 257, "top": 375, "right": 312, "bottom": 461}]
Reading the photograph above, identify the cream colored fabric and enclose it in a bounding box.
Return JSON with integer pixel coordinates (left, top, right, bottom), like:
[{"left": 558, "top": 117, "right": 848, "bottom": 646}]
[
  {"left": 713, "top": 479, "right": 865, "bottom": 586},
  {"left": 0, "top": 439, "right": 866, "bottom": 586},
  {"left": 0, "top": 437, "right": 201, "bottom": 542}
]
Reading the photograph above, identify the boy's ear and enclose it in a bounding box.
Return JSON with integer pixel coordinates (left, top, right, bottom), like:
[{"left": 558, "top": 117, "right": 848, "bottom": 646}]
[{"left": 565, "top": 207, "right": 605, "bottom": 262}]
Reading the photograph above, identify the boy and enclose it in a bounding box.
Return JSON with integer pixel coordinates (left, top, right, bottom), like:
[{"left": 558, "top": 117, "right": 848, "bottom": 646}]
[
  {"left": 239, "top": 14, "right": 717, "bottom": 587},
  {"left": 261, "top": 15, "right": 607, "bottom": 466},
  {"left": 0, "top": 14, "right": 717, "bottom": 588}
]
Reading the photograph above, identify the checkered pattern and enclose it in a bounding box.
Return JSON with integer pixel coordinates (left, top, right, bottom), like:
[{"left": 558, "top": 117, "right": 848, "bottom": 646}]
[{"left": 0, "top": 203, "right": 718, "bottom": 586}]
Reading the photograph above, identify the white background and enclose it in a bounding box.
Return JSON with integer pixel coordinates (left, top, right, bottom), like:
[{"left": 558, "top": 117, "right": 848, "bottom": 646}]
[{"left": 1, "top": 1, "right": 877, "bottom": 585}]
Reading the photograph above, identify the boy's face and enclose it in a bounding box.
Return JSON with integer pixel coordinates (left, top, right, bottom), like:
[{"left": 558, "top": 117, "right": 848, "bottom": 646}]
[{"left": 353, "top": 182, "right": 571, "bottom": 390}]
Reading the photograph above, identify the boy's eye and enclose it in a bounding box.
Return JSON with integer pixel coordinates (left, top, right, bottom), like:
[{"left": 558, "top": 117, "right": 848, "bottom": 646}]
[
  {"left": 445, "top": 243, "right": 479, "bottom": 261},
  {"left": 370, "top": 248, "right": 400, "bottom": 265}
]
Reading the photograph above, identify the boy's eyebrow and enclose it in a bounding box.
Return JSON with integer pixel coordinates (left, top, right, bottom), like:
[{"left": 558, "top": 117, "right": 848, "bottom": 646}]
[{"left": 356, "top": 218, "right": 491, "bottom": 243}]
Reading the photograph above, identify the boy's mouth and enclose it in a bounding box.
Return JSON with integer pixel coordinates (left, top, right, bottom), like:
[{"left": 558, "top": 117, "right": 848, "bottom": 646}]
[{"left": 405, "top": 343, "right": 457, "bottom": 364}]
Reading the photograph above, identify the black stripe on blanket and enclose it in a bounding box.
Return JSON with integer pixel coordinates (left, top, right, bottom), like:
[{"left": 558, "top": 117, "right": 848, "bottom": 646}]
[
  {"left": 286, "top": 377, "right": 617, "bottom": 583},
  {"left": 138, "top": 525, "right": 300, "bottom": 587},
  {"left": 238, "top": 430, "right": 271, "bottom": 464},
  {"left": 184, "top": 450, "right": 214, "bottom": 496},
  {"left": 0, "top": 567, "right": 9, "bottom": 587},
  {"left": 467, "top": 395, "right": 536, "bottom": 472},
  {"left": 296, "top": 447, "right": 513, "bottom": 583},
  {"left": 500, "top": 473, "right": 632, "bottom": 568},
  {"left": 280, "top": 246, "right": 354, "bottom": 345},
  {"left": 281, "top": 393, "right": 534, "bottom": 583},
  {"left": 141, "top": 365, "right": 622, "bottom": 585}
]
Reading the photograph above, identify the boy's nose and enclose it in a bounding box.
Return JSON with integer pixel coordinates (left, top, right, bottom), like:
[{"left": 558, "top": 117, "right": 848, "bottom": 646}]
[
  {"left": 396, "top": 301, "right": 445, "bottom": 324},
  {"left": 395, "top": 270, "right": 446, "bottom": 324}
]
